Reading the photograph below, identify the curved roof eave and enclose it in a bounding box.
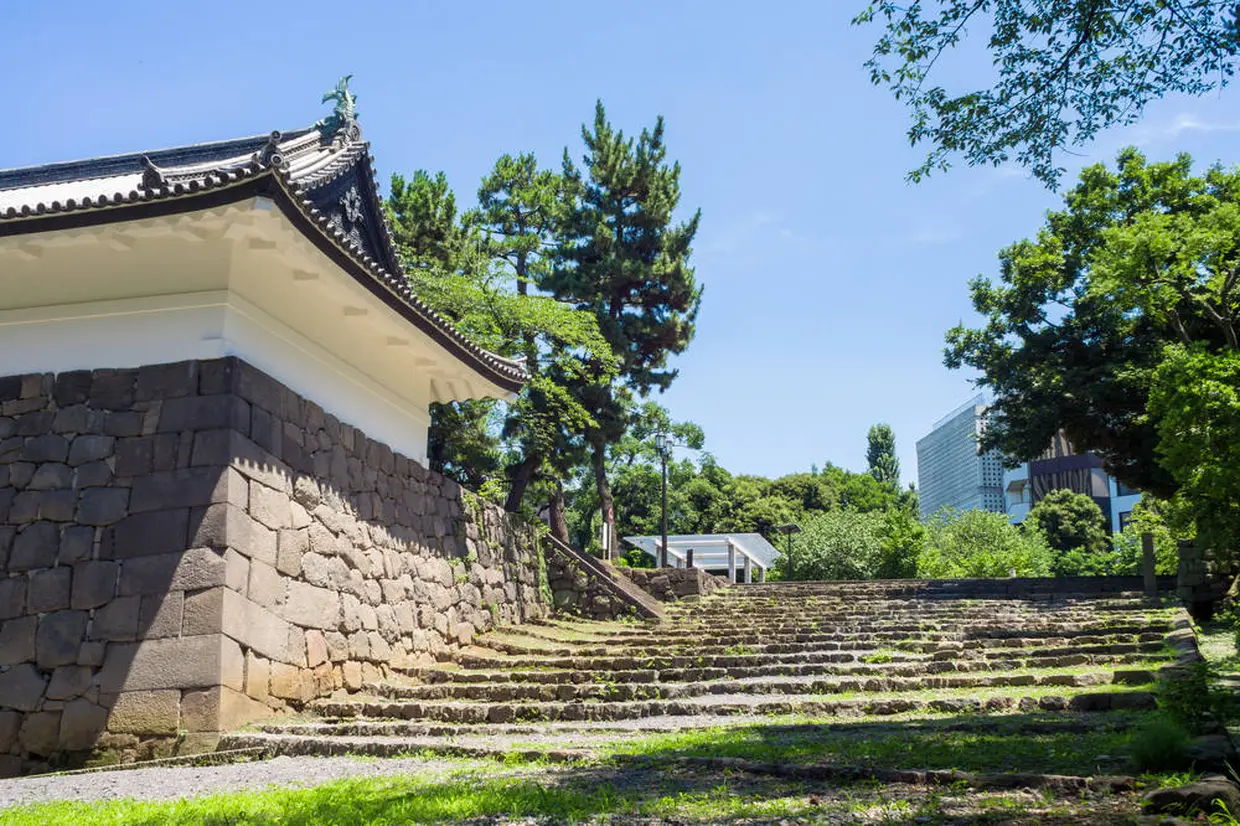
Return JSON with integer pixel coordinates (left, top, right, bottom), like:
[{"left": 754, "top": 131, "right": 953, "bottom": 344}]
[{"left": 0, "top": 128, "right": 527, "bottom": 395}]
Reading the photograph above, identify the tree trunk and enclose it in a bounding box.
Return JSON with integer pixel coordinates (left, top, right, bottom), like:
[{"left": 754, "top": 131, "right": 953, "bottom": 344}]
[
  {"left": 591, "top": 440, "right": 615, "bottom": 555},
  {"left": 548, "top": 480, "right": 570, "bottom": 544},
  {"left": 504, "top": 452, "right": 541, "bottom": 513}
]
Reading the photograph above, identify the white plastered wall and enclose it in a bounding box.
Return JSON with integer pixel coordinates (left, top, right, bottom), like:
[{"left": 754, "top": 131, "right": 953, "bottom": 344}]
[{"left": 0, "top": 202, "right": 511, "bottom": 464}]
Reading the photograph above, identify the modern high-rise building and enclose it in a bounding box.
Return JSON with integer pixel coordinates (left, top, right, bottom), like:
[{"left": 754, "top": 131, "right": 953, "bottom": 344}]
[
  {"left": 916, "top": 395, "right": 1006, "bottom": 520},
  {"left": 1003, "top": 432, "right": 1142, "bottom": 534}
]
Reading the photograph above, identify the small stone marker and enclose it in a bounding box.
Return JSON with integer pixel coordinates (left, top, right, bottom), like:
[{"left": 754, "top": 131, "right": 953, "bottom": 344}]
[{"left": 1142, "top": 533, "right": 1157, "bottom": 599}]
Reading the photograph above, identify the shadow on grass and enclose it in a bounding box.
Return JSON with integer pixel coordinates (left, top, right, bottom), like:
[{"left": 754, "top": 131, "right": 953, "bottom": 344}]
[{"left": 0, "top": 713, "right": 1160, "bottom": 826}]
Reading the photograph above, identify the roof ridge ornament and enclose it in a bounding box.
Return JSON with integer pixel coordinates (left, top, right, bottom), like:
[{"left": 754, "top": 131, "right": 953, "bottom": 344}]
[
  {"left": 317, "top": 75, "right": 360, "bottom": 143},
  {"left": 139, "top": 156, "right": 166, "bottom": 190},
  {"left": 253, "top": 131, "right": 286, "bottom": 169}
]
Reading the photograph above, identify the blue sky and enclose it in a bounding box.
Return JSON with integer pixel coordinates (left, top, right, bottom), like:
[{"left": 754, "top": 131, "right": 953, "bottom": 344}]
[{"left": 6, "top": 1, "right": 1239, "bottom": 486}]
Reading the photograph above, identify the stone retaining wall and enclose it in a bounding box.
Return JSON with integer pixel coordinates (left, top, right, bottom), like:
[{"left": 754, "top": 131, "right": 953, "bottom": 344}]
[
  {"left": 1177, "top": 542, "right": 1232, "bottom": 620},
  {"left": 0, "top": 358, "right": 549, "bottom": 773},
  {"left": 624, "top": 567, "right": 727, "bottom": 601},
  {"left": 544, "top": 539, "right": 664, "bottom": 620}
]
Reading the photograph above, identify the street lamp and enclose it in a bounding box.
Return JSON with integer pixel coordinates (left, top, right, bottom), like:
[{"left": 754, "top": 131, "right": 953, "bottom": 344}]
[
  {"left": 774, "top": 523, "right": 802, "bottom": 580},
  {"left": 655, "top": 432, "right": 671, "bottom": 568}
]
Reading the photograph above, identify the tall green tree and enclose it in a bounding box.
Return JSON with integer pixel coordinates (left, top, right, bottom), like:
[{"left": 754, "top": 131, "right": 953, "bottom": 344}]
[
  {"left": 387, "top": 170, "right": 501, "bottom": 487},
  {"left": 1026, "top": 489, "right": 1110, "bottom": 555},
  {"left": 471, "top": 154, "right": 611, "bottom": 521},
  {"left": 855, "top": 1, "right": 1239, "bottom": 187},
  {"left": 866, "top": 423, "right": 900, "bottom": 487},
  {"left": 945, "top": 150, "right": 1238, "bottom": 496},
  {"left": 549, "top": 101, "right": 703, "bottom": 541},
  {"left": 1149, "top": 345, "right": 1240, "bottom": 555},
  {"left": 386, "top": 164, "right": 613, "bottom": 522}
]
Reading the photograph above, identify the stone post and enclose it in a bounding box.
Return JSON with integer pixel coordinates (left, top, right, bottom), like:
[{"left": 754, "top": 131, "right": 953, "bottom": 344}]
[
  {"left": 686, "top": 548, "right": 694, "bottom": 569},
  {"left": 726, "top": 542, "right": 736, "bottom": 582},
  {"left": 743, "top": 555, "right": 752, "bottom": 584},
  {"left": 1141, "top": 532, "right": 1158, "bottom": 599}
]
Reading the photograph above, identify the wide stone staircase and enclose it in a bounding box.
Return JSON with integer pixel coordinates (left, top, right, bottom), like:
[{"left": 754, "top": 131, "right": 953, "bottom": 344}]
[{"left": 221, "top": 579, "right": 1192, "bottom": 761}]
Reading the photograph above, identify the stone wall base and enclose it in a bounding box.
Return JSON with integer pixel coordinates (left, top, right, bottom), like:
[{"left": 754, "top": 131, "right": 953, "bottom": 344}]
[
  {"left": 0, "top": 358, "right": 554, "bottom": 775},
  {"left": 625, "top": 567, "right": 728, "bottom": 602}
]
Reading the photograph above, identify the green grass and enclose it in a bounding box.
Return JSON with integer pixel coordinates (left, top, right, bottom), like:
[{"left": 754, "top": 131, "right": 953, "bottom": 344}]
[
  {"left": 0, "top": 767, "right": 942, "bottom": 825},
  {"left": 591, "top": 715, "right": 1145, "bottom": 776},
  {"left": 0, "top": 775, "right": 612, "bottom": 826}
]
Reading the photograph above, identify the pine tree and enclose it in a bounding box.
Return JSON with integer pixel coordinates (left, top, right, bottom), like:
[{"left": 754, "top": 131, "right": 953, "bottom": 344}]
[
  {"left": 549, "top": 101, "right": 702, "bottom": 542},
  {"left": 866, "top": 423, "right": 900, "bottom": 488},
  {"left": 473, "top": 154, "right": 607, "bottom": 522},
  {"left": 387, "top": 163, "right": 612, "bottom": 526}
]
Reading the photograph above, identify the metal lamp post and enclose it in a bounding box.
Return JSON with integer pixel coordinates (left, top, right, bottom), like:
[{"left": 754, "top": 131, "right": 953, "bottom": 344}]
[
  {"left": 655, "top": 432, "right": 669, "bottom": 568},
  {"left": 775, "top": 523, "right": 802, "bottom": 580}
]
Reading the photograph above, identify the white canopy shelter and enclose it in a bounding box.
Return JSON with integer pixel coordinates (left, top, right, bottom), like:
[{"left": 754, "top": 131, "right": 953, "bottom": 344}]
[{"left": 623, "top": 533, "right": 779, "bottom": 583}]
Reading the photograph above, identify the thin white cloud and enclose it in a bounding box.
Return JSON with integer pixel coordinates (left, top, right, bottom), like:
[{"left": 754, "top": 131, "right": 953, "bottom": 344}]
[
  {"left": 1133, "top": 112, "right": 1240, "bottom": 145},
  {"left": 905, "top": 223, "right": 963, "bottom": 245}
]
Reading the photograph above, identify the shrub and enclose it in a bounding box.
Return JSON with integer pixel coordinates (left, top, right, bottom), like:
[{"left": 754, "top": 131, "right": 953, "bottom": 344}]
[
  {"left": 1027, "top": 488, "right": 1109, "bottom": 554},
  {"left": 792, "top": 510, "right": 888, "bottom": 580},
  {"left": 1128, "top": 716, "right": 1192, "bottom": 772},
  {"left": 1052, "top": 547, "right": 1116, "bottom": 577},
  {"left": 917, "top": 508, "right": 1054, "bottom": 578}
]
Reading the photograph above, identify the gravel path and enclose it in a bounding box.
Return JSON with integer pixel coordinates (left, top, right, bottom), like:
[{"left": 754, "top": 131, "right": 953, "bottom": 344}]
[{"left": 0, "top": 755, "right": 476, "bottom": 808}]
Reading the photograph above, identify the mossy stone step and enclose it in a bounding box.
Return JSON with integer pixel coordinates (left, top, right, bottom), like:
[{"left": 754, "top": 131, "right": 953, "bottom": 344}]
[
  {"left": 311, "top": 689, "right": 1156, "bottom": 724},
  {"left": 364, "top": 669, "right": 1141, "bottom": 703}
]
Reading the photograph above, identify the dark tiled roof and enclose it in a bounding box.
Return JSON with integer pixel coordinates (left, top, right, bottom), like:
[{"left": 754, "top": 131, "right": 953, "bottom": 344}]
[{"left": 0, "top": 126, "right": 526, "bottom": 393}]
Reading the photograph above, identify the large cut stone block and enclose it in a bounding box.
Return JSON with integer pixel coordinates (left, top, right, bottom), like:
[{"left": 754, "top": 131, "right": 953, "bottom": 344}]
[
  {"left": 249, "top": 483, "right": 291, "bottom": 531},
  {"left": 0, "top": 579, "right": 21, "bottom": 622},
  {"left": 156, "top": 394, "right": 249, "bottom": 434},
  {"left": 107, "top": 690, "right": 180, "bottom": 734},
  {"left": 77, "top": 487, "right": 130, "bottom": 526},
  {"left": 92, "top": 596, "right": 139, "bottom": 642},
  {"left": 135, "top": 361, "right": 198, "bottom": 402},
  {"left": 89, "top": 369, "right": 136, "bottom": 411},
  {"left": 59, "top": 698, "right": 109, "bottom": 750},
  {"left": 0, "top": 616, "right": 36, "bottom": 665},
  {"left": 0, "top": 663, "right": 45, "bottom": 712},
  {"left": 98, "top": 634, "right": 236, "bottom": 693},
  {"left": 117, "top": 548, "right": 225, "bottom": 596},
  {"left": 139, "top": 592, "right": 184, "bottom": 639},
  {"left": 181, "top": 686, "right": 270, "bottom": 732},
  {"left": 269, "top": 662, "right": 314, "bottom": 702},
  {"left": 36, "top": 610, "right": 88, "bottom": 668},
  {"left": 182, "top": 587, "right": 224, "bottom": 636},
  {"left": 19, "top": 711, "right": 61, "bottom": 756},
  {"left": 67, "top": 435, "right": 115, "bottom": 467},
  {"left": 27, "top": 566, "right": 72, "bottom": 613},
  {"left": 22, "top": 434, "right": 68, "bottom": 463},
  {"left": 71, "top": 560, "right": 119, "bottom": 609},
  {"left": 105, "top": 508, "right": 190, "bottom": 560},
  {"left": 283, "top": 581, "right": 340, "bottom": 630},
  {"left": 247, "top": 560, "right": 285, "bottom": 610},
  {"left": 220, "top": 588, "right": 291, "bottom": 662},
  {"left": 129, "top": 467, "right": 246, "bottom": 514},
  {"left": 46, "top": 665, "right": 92, "bottom": 700},
  {"left": 10, "top": 521, "right": 59, "bottom": 571}
]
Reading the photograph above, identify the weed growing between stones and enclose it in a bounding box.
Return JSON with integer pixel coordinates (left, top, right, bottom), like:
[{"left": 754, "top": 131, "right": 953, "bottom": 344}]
[
  {"left": 1129, "top": 716, "right": 1194, "bottom": 771},
  {"left": 1159, "top": 660, "right": 1235, "bottom": 735}
]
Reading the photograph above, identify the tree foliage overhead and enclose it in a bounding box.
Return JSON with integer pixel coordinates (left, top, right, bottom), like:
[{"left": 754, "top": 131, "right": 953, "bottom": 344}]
[
  {"left": 854, "top": 1, "right": 1240, "bottom": 187},
  {"left": 945, "top": 149, "right": 1240, "bottom": 496},
  {"left": 1149, "top": 345, "right": 1240, "bottom": 554}
]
